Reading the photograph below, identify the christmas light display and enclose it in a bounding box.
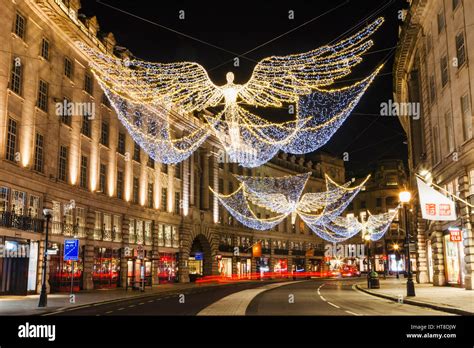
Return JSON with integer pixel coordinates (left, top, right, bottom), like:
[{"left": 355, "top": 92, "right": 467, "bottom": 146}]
[
  {"left": 76, "top": 17, "right": 384, "bottom": 166},
  {"left": 212, "top": 172, "right": 399, "bottom": 242}
]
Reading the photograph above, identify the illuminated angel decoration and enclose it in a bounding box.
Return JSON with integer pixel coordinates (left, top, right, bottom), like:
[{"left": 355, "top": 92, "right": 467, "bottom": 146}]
[
  {"left": 77, "top": 17, "right": 384, "bottom": 167},
  {"left": 211, "top": 172, "right": 399, "bottom": 242}
]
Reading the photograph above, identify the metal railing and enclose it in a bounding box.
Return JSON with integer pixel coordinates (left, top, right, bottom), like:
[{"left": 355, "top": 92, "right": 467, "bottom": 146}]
[{"left": 0, "top": 211, "right": 44, "bottom": 232}]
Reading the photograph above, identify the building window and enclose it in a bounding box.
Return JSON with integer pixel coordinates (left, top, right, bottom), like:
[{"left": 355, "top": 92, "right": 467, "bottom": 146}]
[
  {"left": 40, "top": 38, "right": 49, "bottom": 60},
  {"left": 6, "top": 118, "right": 18, "bottom": 162},
  {"left": 429, "top": 75, "right": 436, "bottom": 104},
  {"left": 147, "top": 156, "right": 154, "bottom": 168},
  {"left": 14, "top": 12, "right": 26, "bottom": 39},
  {"left": 100, "top": 121, "right": 109, "bottom": 146},
  {"left": 101, "top": 93, "right": 110, "bottom": 107},
  {"left": 60, "top": 98, "right": 72, "bottom": 126},
  {"left": 37, "top": 80, "right": 49, "bottom": 111},
  {"left": 175, "top": 162, "right": 181, "bottom": 178},
  {"left": 64, "top": 57, "right": 73, "bottom": 79},
  {"left": 219, "top": 179, "right": 224, "bottom": 193},
  {"left": 461, "top": 94, "right": 471, "bottom": 141},
  {"left": 132, "top": 177, "right": 139, "bottom": 204},
  {"left": 10, "top": 57, "right": 23, "bottom": 95},
  {"left": 161, "top": 188, "right": 167, "bottom": 210},
  {"left": 445, "top": 110, "right": 455, "bottom": 153},
  {"left": 97, "top": 164, "right": 106, "bottom": 193},
  {"left": 455, "top": 32, "right": 466, "bottom": 68},
  {"left": 116, "top": 170, "right": 123, "bottom": 199},
  {"left": 84, "top": 73, "right": 93, "bottom": 94},
  {"left": 33, "top": 133, "right": 44, "bottom": 172},
  {"left": 133, "top": 142, "right": 140, "bottom": 162},
  {"left": 148, "top": 183, "right": 154, "bottom": 208},
  {"left": 432, "top": 126, "right": 440, "bottom": 163},
  {"left": 162, "top": 164, "right": 168, "bottom": 174},
  {"left": 453, "top": 0, "right": 460, "bottom": 10},
  {"left": 80, "top": 155, "right": 88, "bottom": 189},
  {"left": 175, "top": 192, "right": 180, "bottom": 214},
  {"left": 81, "top": 117, "right": 91, "bottom": 137},
  {"left": 58, "top": 146, "right": 68, "bottom": 182},
  {"left": 117, "top": 132, "right": 126, "bottom": 154},
  {"left": 376, "top": 197, "right": 382, "bottom": 207},
  {"left": 437, "top": 10, "right": 445, "bottom": 34},
  {"left": 440, "top": 55, "right": 449, "bottom": 87}
]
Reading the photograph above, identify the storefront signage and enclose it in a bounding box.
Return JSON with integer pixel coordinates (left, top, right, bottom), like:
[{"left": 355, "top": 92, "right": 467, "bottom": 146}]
[
  {"left": 47, "top": 248, "right": 58, "bottom": 255},
  {"left": 194, "top": 252, "right": 203, "bottom": 260},
  {"left": 449, "top": 227, "right": 463, "bottom": 242},
  {"left": 64, "top": 239, "right": 79, "bottom": 261}
]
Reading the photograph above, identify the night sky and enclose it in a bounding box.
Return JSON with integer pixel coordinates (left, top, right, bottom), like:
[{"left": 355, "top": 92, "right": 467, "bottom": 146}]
[{"left": 80, "top": 0, "right": 407, "bottom": 176}]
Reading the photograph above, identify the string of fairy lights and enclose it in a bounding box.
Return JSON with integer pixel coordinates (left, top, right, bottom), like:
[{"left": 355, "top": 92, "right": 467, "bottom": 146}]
[
  {"left": 76, "top": 17, "right": 385, "bottom": 167},
  {"left": 211, "top": 172, "right": 399, "bottom": 242}
]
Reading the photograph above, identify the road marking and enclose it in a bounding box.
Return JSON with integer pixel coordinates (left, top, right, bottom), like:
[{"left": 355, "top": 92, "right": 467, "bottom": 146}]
[
  {"left": 117, "top": 307, "right": 125, "bottom": 311},
  {"left": 345, "top": 310, "right": 362, "bottom": 316},
  {"left": 105, "top": 310, "right": 114, "bottom": 314},
  {"left": 148, "top": 300, "right": 154, "bottom": 303},
  {"left": 128, "top": 304, "right": 136, "bottom": 308},
  {"left": 95, "top": 314, "right": 100, "bottom": 316},
  {"left": 327, "top": 301, "right": 340, "bottom": 309},
  {"left": 320, "top": 296, "right": 327, "bottom": 302},
  {"left": 138, "top": 302, "right": 145, "bottom": 305}
]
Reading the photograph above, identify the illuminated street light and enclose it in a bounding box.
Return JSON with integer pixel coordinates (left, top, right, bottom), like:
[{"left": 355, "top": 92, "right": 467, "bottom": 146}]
[{"left": 399, "top": 190, "right": 415, "bottom": 297}]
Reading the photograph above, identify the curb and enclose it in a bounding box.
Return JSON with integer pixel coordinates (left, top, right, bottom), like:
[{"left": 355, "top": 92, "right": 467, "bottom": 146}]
[
  {"left": 355, "top": 283, "right": 473, "bottom": 316},
  {"left": 38, "top": 279, "right": 289, "bottom": 316}
]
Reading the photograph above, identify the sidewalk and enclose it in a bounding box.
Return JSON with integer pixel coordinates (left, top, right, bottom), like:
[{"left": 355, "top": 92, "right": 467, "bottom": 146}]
[
  {"left": 0, "top": 281, "right": 240, "bottom": 316},
  {"left": 356, "top": 277, "right": 474, "bottom": 315}
]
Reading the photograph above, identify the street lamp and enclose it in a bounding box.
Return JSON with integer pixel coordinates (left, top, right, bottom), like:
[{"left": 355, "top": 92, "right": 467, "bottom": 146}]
[
  {"left": 38, "top": 208, "right": 53, "bottom": 307},
  {"left": 399, "top": 190, "right": 415, "bottom": 297},
  {"left": 364, "top": 233, "right": 371, "bottom": 287}
]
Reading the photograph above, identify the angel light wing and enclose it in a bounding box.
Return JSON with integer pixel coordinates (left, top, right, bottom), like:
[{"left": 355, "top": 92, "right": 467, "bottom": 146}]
[
  {"left": 238, "top": 17, "right": 384, "bottom": 107},
  {"left": 76, "top": 42, "right": 223, "bottom": 113}
]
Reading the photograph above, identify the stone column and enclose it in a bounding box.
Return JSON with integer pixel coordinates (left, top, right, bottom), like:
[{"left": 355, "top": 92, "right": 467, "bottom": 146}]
[
  {"left": 190, "top": 154, "right": 195, "bottom": 207},
  {"left": 167, "top": 165, "right": 175, "bottom": 213},
  {"left": 81, "top": 208, "right": 95, "bottom": 290},
  {"left": 431, "top": 222, "right": 446, "bottom": 286},
  {"left": 151, "top": 220, "right": 160, "bottom": 286},
  {"left": 287, "top": 249, "right": 293, "bottom": 273},
  {"left": 120, "top": 216, "right": 130, "bottom": 288},
  {"left": 178, "top": 223, "right": 192, "bottom": 283},
  {"left": 415, "top": 208, "right": 429, "bottom": 283},
  {"left": 182, "top": 158, "right": 190, "bottom": 216},
  {"left": 201, "top": 149, "right": 210, "bottom": 210},
  {"left": 457, "top": 174, "right": 474, "bottom": 290}
]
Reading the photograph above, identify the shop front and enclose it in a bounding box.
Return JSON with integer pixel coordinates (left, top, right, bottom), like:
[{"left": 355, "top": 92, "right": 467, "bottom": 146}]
[
  {"left": 0, "top": 237, "right": 36, "bottom": 295},
  {"left": 274, "top": 258, "right": 288, "bottom": 273},
  {"left": 188, "top": 252, "right": 203, "bottom": 282},
  {"left": 256, "top": 257, "right": 270, "bottom": 275},
  {"left": 443, "top": 228, "right": 465, "bottom": 286},
  {"left": 157, "top": 253, "right": 178, "bottom": 283},
  {"left": 236, "top": 258, "right": 251, "bottom": 278},
  {"left": 48, "top": 242, "right": 83, "bottom": 292},
  {"left": 218, "top": 256, "right": 232, "bottom": 277},
  {"left": 126, "top": 249, "right": 152, "bottom": 289},
  {"left": 292, "top": 258, "right": 305, "bottom": 273},
  {"left": 93, "top": 247, "right": 121, "bottom": 289}
]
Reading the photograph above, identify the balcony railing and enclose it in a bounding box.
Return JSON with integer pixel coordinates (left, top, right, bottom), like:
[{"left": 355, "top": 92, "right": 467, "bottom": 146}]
[
  {"left": 0, "top": 211, "right": 44, "bottom": 233},
  {"left": 291, "top": 250, "right": 306, "bottom": 256}
]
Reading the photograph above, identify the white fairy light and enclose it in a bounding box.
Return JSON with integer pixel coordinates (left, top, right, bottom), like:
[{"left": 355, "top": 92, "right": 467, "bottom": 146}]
[{"left": 76, "top": 17, "right": 384, "bottom": 167}]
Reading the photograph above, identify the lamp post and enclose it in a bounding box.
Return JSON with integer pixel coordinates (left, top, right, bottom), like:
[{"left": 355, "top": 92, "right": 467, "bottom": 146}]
[
  {"left": 399, "top": 191, "right": 415, "bottom": 297},
  {"left": 38, "top": 208, "right": 53, "bottom": 307},
  {"left": 364, "top": 233, "right": 371, "bottom": 288}
]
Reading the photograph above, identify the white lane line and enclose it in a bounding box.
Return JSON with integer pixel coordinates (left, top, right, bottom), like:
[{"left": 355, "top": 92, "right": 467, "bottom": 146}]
[
  {"left": 128, "top": 304, "right": 136, "bottom": 308},
  {"left": 320, "top": 296, "right": 327, "bottom": 302},
  {"left": 327, "top": 301, "right": 340, "bottom": 309},
  {"left": 198, "top": 281, "right": 303, "bottom": 315},
  {"left": 117, "top": 307, "right": 125, "bottom": 311},
  {"left": 345, "top": 310, "right": 362, "bottom": 316},
  {"left": 147, "top": 300, "right": 154, "bottom": 303},
  {"left": 105, "top": 310, "right": 114, "bottom": 314},
  {"left": 138, "top": 302, "right": 145, "bottom": 305}
]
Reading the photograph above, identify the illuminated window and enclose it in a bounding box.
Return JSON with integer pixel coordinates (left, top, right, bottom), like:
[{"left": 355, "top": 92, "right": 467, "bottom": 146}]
[
  {"left": 33, "top": 133, "right": 44, "bottom": 172},
  {"left": 80, "top": 155, "right": 88, "bottom": 189},
  {"left": 148, "top": 183, "right": 154, "bottom": 208},
  {"left": 58, "top": 146, "right": 68, "bottom": 182},
  {"left": 116, "top": 170, "right": 124, "bottom": 199},
  {"left": 99, "top": 164, "right": 106, "bottom": 193},
  {"left": 10, "top": 57, "right": 22, "bottom": 95},
  {"left": 175, "top": 192, "right": 180, "bottom": 214},
  {"left": 161, "top": 188, "right": 167, "bottom": 210},
  {"left": 132, "top": 177, "right": 139, "bottom": 204}
]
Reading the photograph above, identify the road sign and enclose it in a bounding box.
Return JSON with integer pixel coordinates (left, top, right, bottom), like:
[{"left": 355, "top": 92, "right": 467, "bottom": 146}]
[
  {"left": 195, "top": 252, "right": 203, "bottom": 260},
  {"left": 64, "top": 239, "right": 79, "bottom": 261}
]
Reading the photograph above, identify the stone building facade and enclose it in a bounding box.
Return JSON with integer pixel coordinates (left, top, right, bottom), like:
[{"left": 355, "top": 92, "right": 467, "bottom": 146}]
[
  {"left": 394, "top": 0, "right": 474, "bottom": 289},
  {"left": 0, "top": 0, "right": 344, "bottom": 294}
]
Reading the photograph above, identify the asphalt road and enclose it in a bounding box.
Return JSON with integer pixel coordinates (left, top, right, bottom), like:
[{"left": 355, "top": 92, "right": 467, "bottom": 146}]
[
  {"left": 50, "top": 278, "right": 451, "bottom": 316},
  {"left": 246, "top": 279, "right": 451, "bottom": 316}
]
